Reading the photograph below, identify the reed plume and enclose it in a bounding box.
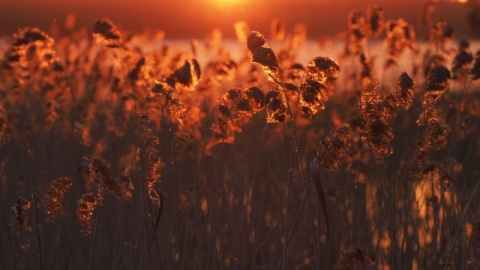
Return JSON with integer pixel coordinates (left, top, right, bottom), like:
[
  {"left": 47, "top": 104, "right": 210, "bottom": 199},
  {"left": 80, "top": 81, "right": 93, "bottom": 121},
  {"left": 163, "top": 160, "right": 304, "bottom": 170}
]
[
  {"left": 366, "top": 5, "right": 384, "bottom": 37},
  {"left": 148, "top": 80, "right": 187, "bottom": 122},
  {"left": 358, "top": 53, "right": 375, "bottom": 88},
  {"left": 92, "top": 18, "right": 122, "bottom": 48},
  {"left": 83, "top": 156, "right": 123, "bottom": 199},
  {"left": 424, "top": 65, "right": 451, "bottom": 104},
  {"left": 452, "top": 40, "right": 473, "bottom": 80},
  {"left": 361, "top": 81, "right": 393, "bottom": 161},
  {"left": 283, "top": 63, "right": 304, "bottom": 92},
  {"left": 167, "top": 58, "right": 201, "bottom": 91},
  {"left": 247, "top": 31, "right": 281, "bottom": 84},
  {"left": 385, "top": 19, "right": 418, "bottom": 68},
  {"left": 417, "top": 106, "right": 450, "bottom": 153},
  {"left": 384, "top": 71, "right": 415, "bottom": 115},
  {"left": 410, "top": 66, "right": 451, "bottom": 177},
  {"left": 13, "top": 197, "right": 32, "bottom": 250},
  {"left": 346, "top": 11, "right": 366, "bottom": 56},
  {"left": 13, "top": 196, "right": 31, "bottom": 232},
  {"left": 76, "top": 194, "right": 98, "bottom": 237},
  {"left": 43, "top": 177, "right": 72, "bottom": 219},
  {"left": 211, "top": 86, "right": 265, "bottom": 145},
  {"left": 317, "top": 124, "right": 352, "bottom": 172},
  {"left": 265, "top": 89, "right": 287, "bottom": 123},
  {"left": 470, "top": 51, "right": 480, "bottom": 80},
  {"left": 429, "top": 20, "right": 455, "bottom": 54},
  {"left": 137, "top": 116, "right": 163, "bottom": 193},
  {"left": 299, "top": 56, "right": 340, "bottom": 118}
]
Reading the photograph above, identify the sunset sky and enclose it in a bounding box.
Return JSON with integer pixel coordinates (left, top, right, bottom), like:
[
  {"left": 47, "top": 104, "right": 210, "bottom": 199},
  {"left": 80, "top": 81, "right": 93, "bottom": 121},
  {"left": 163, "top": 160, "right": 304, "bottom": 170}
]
[{"left": 0, "top": 0, "right": 477, "bottom": 39}]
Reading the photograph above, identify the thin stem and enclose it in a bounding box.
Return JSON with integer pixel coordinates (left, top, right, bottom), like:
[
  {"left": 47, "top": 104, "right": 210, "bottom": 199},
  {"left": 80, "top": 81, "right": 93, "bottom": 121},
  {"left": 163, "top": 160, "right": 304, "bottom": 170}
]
[
  {"left": 267, "top": 42, "right": 320, "bottom": 267},
  {"left": 0, "top": 157, "right": 16, "bottom": 270},
  {"left": 334, "top": 173, "right": 339, "bottom": 259},
  {"left": 374, "top": 177, "right": 406, "bottom": 254},
  {"left": 193, "top": 142, "right": 224, "bottom": 270},
  {"left": 400, "top": 181, "right": 412, "bottom": 270},
  {"left": 54, "top": 217, "right": 62, "bottom": 270},
  {"left": 392, "top": 136, "right": 396, "bottom": 270},
  {"left": 181, "top": 142, "right": 206, "bottom": 270},
  {"left": 169, "top": 123, "right": 181, "bottom": 256},
  {"left": 111, "top": 201, "right": 126, "bottom": 270},
  {"left": 193, "top": 141, "right": 224, "bottom": 269},
  {"left": 131, "top": 147, "right": 149, "bottom": 270},
  {"left": 447, "top": 75, "right": 469, "bottom": 158},
  {"left": 130, "top": 208, "right": 144, "bottom": 270},
  {"left": 273, "top": 166, "right": 283, "bottom": 269},
  {"left": 27, "top": 146, "right": 43, "bottom": 270},
  {"left": 146, "top": 194, "right": 163, "bottom": 268},
  {"left": 350, "top": 174, "right": 359, "bottom": 249},
  {"left": 276, "top": 192, "right": 308, "bottom": 270},
  {"left": 273, "top": 126, "right": 288, "bottom": 269},
  {"left": 87, "top": 208, "right": 99, "bottom": 270},
  {"left": 61, "top": 73, "right": 79, "bottom": 128},
  {"left": 443, "top": 178, "right": 480, "bottom": 270},
  {"left": 283, "top": 123, "right": 293, "bottom": 270}
]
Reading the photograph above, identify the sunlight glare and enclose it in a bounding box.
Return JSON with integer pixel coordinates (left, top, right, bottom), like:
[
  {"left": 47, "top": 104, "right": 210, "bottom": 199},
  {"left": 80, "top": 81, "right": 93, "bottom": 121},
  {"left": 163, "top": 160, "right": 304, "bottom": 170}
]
[{"left": 211, "top": 0, "right": 245, "bottom": 7}]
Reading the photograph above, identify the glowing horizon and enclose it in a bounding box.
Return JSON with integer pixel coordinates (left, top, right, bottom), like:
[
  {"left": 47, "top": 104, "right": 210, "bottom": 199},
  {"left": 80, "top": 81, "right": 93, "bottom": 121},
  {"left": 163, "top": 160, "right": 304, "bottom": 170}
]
[
  {"left": 0, "top": 0, "right": 477, "bottom": 39},
  {"left": 210, "top": 0, "right": 247, "bottom": 7}
]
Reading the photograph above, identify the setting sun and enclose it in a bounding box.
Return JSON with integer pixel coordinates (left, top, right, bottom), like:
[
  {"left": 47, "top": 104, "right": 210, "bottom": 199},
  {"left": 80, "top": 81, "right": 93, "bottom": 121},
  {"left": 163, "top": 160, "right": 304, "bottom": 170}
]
[
  {"left": 216, "top": 0, "right": 244, "bottom": 3},
  {"left": 210, "top": 0, "right": 246, "bottom": 7}
]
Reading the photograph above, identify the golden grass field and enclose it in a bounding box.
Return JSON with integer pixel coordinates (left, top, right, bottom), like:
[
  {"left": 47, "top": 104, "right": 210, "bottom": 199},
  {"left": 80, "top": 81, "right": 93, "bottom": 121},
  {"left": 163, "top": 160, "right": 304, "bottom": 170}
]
[{"left": 1, "top": 3, "right": 480, "bottom": 270}]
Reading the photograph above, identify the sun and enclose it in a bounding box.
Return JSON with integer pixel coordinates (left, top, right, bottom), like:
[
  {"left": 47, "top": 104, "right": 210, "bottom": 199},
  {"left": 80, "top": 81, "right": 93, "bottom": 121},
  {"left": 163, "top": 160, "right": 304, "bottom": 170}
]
[
  {"left": 218, "top": 0, "right": 244, "bottom": 3},
  {"left": 211, "top": 0, "right": 245, "bottom": 7}
]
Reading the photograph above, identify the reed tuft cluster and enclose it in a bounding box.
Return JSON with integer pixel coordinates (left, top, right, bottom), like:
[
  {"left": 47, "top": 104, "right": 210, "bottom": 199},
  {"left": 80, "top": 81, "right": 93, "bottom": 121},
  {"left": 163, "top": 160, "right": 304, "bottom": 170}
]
[{"left": 43, "top": 177, "right": 72, "bottom": 219}]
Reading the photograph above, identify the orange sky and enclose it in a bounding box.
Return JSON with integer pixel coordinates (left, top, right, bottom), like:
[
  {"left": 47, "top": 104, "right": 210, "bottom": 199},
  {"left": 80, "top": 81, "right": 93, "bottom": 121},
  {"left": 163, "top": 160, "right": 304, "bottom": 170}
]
[{"left": 0, "top": 0, "right": 475, "bottom": 39}]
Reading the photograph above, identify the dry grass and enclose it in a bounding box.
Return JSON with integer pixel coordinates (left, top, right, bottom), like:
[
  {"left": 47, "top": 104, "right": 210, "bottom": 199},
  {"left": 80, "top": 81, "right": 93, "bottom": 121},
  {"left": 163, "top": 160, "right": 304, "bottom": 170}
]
[{"left": 0, "top": 4, "right": 480, "bottom": 270}]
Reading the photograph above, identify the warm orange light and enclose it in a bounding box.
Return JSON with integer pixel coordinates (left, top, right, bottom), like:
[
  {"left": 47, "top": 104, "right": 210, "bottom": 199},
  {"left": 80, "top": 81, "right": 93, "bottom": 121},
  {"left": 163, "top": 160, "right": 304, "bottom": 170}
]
[{"left": 211, "top": 0, "right": 245, "bottom": 6}]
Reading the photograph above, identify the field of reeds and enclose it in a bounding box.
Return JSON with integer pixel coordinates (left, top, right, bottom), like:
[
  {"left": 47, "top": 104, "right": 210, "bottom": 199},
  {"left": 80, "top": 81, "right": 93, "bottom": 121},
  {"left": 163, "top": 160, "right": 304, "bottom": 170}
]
[{"left": 1, "top": 3, "right": 480, "bottom": 270}]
